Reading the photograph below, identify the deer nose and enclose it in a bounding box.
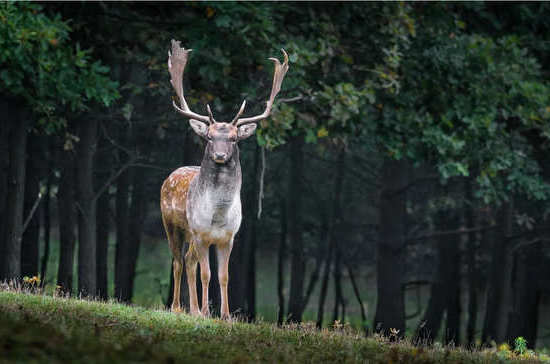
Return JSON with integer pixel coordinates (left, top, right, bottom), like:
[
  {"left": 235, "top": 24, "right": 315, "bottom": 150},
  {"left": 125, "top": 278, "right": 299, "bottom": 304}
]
[{"left": 214, "top": 152, "right": 227, "bottom": 161}]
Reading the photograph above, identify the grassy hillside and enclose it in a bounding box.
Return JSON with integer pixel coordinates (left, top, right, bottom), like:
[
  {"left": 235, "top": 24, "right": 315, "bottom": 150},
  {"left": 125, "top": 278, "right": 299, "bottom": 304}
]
[{"left": 0, "top": 289, "right": 545, "bottom": 363}]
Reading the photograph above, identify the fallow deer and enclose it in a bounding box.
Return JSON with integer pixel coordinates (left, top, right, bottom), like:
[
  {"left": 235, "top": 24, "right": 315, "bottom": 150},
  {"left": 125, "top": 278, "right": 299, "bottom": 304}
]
[{"left": 160, "top": 40, "right": 289, "bottom": 319}]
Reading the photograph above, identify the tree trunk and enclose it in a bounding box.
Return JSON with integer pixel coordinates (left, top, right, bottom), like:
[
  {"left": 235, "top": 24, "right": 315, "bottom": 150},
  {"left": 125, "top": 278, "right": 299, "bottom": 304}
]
[
  {"left": 415, "top": 214, "right": 447, "bottom": 344},
  {"left": 57, "top": 150, "right": 77, "bottom": 295},
  {"left": 0, "top": 100, "right": 10, "bottom": 275},
  {"left": 332, "top": 246, "right": 343, "bottom": 324},
  {"left": 228, "top": 228, "right": 247, "bottom": 314},
  {"left": 76, "top": 118, "right": 98, "bottom": 297},
  {"left": 465, "top": 179, "right": 478, "bottom": 347},
  {"left": 21, "top": 139, "right": 40, "bottom": 278},
  {"left": 114, "top": 160, "right": 131, "bottom": 301},
  {"left": 444, "top": 211, "right": 461, "bottom": 346},
  {"left": 348, "top": 264, "right": 368, "bottom": 335},
  {"left": 277, "top": 198, "right": 287, "bottom": 325},
  {"left": 3, "top": 105, "right": 29, "bottom": 281},
  {"left": 316, "top": 237, "right": 333, "bottom": 328},
  {"left": 40, "top": 167, "right": 52, "bottom": 287},
  {"left": 96, "top": 186, "right": 110, "bottom": 299},
  {"left": 247, "top": 146, "right": 264, "bottom": 320},
  {"left": 506, "top": 242, "right": 541, "bottom": 348},
  {"left": 374, "top": 158, "right": 407, "bottom": 336},
  {"left": 287, "top": 137, "right": 305, "bottom": 323},
  {"left": 482, "top": 203, "right": 512, "bottom": 343},
  {"left": 95, "top": 135, "right": 111, "bottom": 300},
  {"left": 316, "top": 151, "right": 345, "bottom": 328},
  {"left": 126, "top": 173, "right": 146, "bottom": 301}
]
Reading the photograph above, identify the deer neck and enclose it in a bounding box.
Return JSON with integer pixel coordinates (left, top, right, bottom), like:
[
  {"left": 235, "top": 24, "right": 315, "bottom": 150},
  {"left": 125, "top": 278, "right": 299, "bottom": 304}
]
[
  {"left": 197, "top": 148, "right": 241, "bottom": 195},
  {"left": 190, "top": 146, "right": 242, "bottom": 230}
]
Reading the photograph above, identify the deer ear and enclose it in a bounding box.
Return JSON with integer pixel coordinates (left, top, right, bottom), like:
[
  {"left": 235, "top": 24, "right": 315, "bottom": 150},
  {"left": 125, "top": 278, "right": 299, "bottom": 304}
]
[
  {"left": 237, "top": 123, "right": 257, "bottom": 140},
  {"left": 189, "top": 119, "right": 208, "bottom": 139}
]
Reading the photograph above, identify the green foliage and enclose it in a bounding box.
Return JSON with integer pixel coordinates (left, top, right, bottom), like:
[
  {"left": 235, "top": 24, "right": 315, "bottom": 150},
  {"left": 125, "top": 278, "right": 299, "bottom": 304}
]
[
  {"left": 0, "top": 2, "right": 119, "bottom": 130},
  {"left": 515, "top": 337, "right": 528, "bottom": 355},
  {"left": 373, "top": 9, "right": 550, "bottom": 202}
]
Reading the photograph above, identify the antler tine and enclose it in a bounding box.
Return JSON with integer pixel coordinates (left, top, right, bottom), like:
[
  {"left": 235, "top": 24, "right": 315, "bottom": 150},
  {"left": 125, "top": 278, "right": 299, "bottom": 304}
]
[
  {"left": 206, "top": 104, "right": 216, "bottom": 124},
  {"left": 231, "top": 100, "right": 247, "bottom": 125},
  {"left": 168, "top": 39, "right": 211, "bottom": 124},
  {"left": 236, "top": 49, "right": 290, "bottom": 127}
]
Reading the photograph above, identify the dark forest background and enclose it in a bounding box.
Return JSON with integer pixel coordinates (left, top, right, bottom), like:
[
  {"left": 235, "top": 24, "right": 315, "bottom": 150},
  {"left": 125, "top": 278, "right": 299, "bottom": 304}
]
[{"left": 3, "top": 1, "right": 550, "bottom": 349}]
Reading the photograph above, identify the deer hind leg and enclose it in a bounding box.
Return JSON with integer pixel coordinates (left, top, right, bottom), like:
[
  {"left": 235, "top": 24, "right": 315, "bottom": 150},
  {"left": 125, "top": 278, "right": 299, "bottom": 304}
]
[
  {"left": 165, "top": 224, "right": 184, "bottom": 313},
  {"left": 195, "top": 243, "right": 211, "bottom": 316},
  {"left": 216, "top": 240, "right": 233, "bottom": 320},
  {"left": 185, "top": 241, "right": 200, "bottom": 315}
]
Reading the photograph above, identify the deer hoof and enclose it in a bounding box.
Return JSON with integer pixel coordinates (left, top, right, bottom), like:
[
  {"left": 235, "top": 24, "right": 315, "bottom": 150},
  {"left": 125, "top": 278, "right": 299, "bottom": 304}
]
[
  {"left": 220, "top": 312, "right": 230, "bottom": 321},
  {"left": 171, "top": 306, "right": 184, "bottom": 314},
  {"left": 189, "top": 308, "right": 201, "bottom": 316}
]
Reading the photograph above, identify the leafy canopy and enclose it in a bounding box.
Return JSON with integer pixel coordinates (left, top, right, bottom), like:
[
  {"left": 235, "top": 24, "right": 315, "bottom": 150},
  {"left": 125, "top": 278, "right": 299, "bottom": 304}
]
[{"left": 0, "top": 2, "right": 119, "bottom": 131}]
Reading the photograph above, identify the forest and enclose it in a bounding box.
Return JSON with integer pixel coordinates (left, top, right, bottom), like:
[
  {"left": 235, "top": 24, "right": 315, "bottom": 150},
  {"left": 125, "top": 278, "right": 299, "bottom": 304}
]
[{"left": 2, "top": 1, "right": 550, "bottom": 351}]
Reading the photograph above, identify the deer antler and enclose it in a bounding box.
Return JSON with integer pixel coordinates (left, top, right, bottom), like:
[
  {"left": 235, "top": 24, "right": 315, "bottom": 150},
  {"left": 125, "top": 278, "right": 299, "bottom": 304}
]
[
  {"left": 233, "top": 49, "right": 290, "bottom": 126},
  {"left": 168, "top": 40, "right": 212, "bottom": 124}
]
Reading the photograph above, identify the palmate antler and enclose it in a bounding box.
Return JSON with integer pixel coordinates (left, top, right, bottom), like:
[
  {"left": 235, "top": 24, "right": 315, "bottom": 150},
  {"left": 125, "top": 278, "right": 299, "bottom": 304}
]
[
  {"left": 234, "top": 49, "right": 290, "bottom": 126},
  {"left": 168, "top": 39, "right": 289, "bottom": 126},
  {"left": 168, "top": 40, "right": 214, "bottom": 124}
]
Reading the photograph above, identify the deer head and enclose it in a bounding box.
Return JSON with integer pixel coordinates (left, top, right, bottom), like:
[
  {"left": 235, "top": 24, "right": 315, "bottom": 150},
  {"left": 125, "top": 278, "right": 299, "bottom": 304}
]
[{"left": 168, "top": 40, "right": 289, "bottom": 164}]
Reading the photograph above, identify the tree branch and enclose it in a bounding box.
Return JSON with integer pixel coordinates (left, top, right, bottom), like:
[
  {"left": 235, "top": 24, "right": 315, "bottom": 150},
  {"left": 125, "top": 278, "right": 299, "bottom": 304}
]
[
  {"left": 22, "top": 192, "right": 43, "bottom": 234},
  {"left": 93, "top": 157, "right": 137, "bottom": 202},
  {"left": 407, "top": 224, "right": 498, "bottom": 243}
]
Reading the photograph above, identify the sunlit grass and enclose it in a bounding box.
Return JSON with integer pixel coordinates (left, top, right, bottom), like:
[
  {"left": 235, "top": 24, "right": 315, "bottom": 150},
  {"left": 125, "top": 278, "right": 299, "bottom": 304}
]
[{"left": 0, "top": 289, "right": 546, "bottom": 363}]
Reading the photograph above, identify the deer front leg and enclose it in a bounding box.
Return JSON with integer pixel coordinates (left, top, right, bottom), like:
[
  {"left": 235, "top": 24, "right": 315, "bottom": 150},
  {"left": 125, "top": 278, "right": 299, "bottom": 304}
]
[
  {"left": 196, "top": 244, "right": 211, "bottom": 316},
  {"left": 185, "top": 243, "right": 200, "bottom": 315},
  {"left": 216, "top": 241, "right": 233, "bottom": 320}
]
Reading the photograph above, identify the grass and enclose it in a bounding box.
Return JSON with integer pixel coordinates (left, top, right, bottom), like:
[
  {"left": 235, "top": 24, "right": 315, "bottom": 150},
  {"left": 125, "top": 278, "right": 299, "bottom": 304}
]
[{"left": 0, "top": 289, "right": 547, "bottom": 363}]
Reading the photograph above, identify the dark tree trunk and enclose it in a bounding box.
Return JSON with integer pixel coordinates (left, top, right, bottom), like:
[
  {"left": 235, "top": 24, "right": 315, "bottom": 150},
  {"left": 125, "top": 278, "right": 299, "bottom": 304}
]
[
  {"left": 506, "top": 242, "right": 541, "bottom": 348},
  {"left": 444, "top": 212, "right": 461, "bottom": 346},
  {"left": 0, "top": 101, "right": 10, "bottom": 273},
  {"left": 40, "top": 167, "right": 52, "bottom": 287},
  {"left": 76, "top": 118, "right": 98, "bottom": 297},
  {"left": 244, "top": 145, "right": 261, "bottom": 321},
  {"left": 57, "top": 150, "right": 77, "bottom": 295},
  {"left": 301, "top": 254, "right": 322, "bottom": 314},
  {"left": 277, "top": 198, "right": 287, "bottom": 326},
  {"left": 332, "top": 246, "right": 343, "bottom": 324},
  {"left": 116, "top": 168, "right": 146, "bottom": 302},
  {"left": 415, "top": 207, "right": 461, "bottom": 345},
  {"left": 415, "top": 216, "right": 447, "bottom": 344},
  {"left": 228, "top": 227, "right": 247, "bottom": 314},
  {"left": 96, "top": 187, "right": 110, "bottom": 299},
  {"left": 95, "top": 135, "right": 111, "bottom": 300},
  {"left": 21, "top": 139, "right": 40, "bottom": 278},
  {"left": 316, "top": 237, "right": 333, "bottom": 328},
  {"left": 348, "top": 264, "right": 368, "bottom": 335},
  {"left": 114, "top": 162, "right": 131, "bottom": 301},
  {"left": 3, "top": 105, "right": 29, "bottom": 281},
  {"left": 126, "top": 173, "right": 146, "bottom": 301},
  {"left": 287, "top": 137, "right": 305, "bottom": 323},
  {"left": 374, "top": 158, "right": 407, "bottom": 336},
  {"left": 316, "top": 152, "right": 345, "bottom": 328},
  {"left": 465, "top": 180, "right": 478, "bottom": 347},
  {"left": 482, "top": 203, "right": 512, "bottom": 343}
]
